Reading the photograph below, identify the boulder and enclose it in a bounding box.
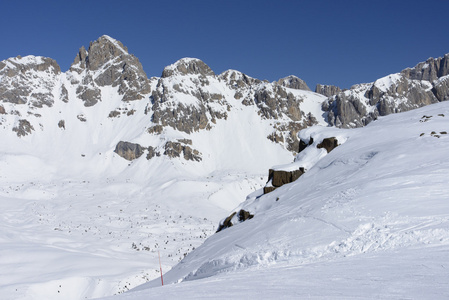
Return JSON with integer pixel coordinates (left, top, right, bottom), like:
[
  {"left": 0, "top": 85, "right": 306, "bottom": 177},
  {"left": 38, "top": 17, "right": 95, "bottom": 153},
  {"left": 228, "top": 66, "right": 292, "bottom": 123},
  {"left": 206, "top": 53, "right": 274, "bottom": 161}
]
[
  {"left": 317, "top": 137, "right": 339, "bottom": 153},
  {"left": 114, "top": 141, "right": 144, "bottom": 161},
  {"left": 264, "top": 167, "right": 305, "bottom": 194}
]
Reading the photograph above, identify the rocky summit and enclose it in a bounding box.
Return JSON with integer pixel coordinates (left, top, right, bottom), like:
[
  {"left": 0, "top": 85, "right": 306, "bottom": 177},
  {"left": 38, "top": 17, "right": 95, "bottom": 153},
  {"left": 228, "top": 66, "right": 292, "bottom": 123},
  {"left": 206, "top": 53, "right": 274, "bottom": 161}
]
[{"left": 0, "top": 35, "right": 448, "bottom": 160}]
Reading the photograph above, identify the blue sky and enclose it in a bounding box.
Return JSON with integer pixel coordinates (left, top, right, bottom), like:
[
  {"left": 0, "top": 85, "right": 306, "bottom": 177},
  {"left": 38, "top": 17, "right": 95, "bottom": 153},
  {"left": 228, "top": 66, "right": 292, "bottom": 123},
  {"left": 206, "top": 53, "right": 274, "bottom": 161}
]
[{"left": 1, "top": 0, "right": 448, "bottom": 89}]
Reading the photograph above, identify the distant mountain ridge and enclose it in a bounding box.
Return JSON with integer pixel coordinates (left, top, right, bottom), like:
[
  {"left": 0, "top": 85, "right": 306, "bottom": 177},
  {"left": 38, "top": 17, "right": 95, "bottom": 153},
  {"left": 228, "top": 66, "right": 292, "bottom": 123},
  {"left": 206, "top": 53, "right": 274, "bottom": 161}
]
[{"left": 0, "top": 35, "right": 448, "bottom": 161}]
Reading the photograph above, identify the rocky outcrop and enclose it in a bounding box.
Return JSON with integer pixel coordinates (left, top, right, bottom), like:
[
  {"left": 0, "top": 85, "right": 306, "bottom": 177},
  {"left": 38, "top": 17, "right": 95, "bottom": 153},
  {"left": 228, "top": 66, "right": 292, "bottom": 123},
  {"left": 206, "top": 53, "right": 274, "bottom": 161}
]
[
  {"left": 12, "top": 119, "right": 34, "bottom": 137},
  {"left": 315, "top": 84, "right": 341, "bottom": 97},
  {"left": 68, "top": 35, "right": 151, "bottom": 106},
  {"left": 323, "top": 87, "right": 378, "bottom": 128},
  {"left": 317, "top": 137, "right": 339, "bottom": 153},
  {"left": 0, "top": 56, "right": 61, "bottom": 107},
  {"left": 324, "top": 54, "right": 449, "bottom": 128},
  {"left": 401, "top": 53, "right": 449, "bottom": 82},
  {"left": 263, "top": 168, "right": 305, "bottom": 194},
  {"left": 151, "top": 58, "right": 229, "bottom": 134},
  {"left": 161, "top": 58, "right": 215, "bottom": 78},
  {"left": 164, "top": 141, "right": 202, "bottom": 162},
  {"left": 433, "top": 75, "right": 449, "bottom": 101},
  {"left": 216, "top": 209, "right": 254, "bottom": 233},
  {"left": 114, "top": 141, "right": 144, "bottom": 161},
  {"left": 58, "top": 120, "right": 65, "bottom": 130},
  {"left": 278, "top": 75, "right": 310, "bottom": 91}
]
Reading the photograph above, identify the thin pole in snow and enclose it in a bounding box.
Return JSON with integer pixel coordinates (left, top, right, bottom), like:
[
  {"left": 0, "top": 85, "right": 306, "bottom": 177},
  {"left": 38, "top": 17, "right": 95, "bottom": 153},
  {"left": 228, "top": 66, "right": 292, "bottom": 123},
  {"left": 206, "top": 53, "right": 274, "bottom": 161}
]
[{"left": 158, "top": 250, "right": 164, "bottom": 286}]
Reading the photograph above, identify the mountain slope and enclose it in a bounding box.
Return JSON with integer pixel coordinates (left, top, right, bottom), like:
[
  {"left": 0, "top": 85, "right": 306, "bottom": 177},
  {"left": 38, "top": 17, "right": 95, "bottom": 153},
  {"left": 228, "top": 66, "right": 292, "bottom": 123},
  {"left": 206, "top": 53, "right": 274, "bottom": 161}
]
[{"left": 122, "top": 101, "right": 449, "bottom": 299}]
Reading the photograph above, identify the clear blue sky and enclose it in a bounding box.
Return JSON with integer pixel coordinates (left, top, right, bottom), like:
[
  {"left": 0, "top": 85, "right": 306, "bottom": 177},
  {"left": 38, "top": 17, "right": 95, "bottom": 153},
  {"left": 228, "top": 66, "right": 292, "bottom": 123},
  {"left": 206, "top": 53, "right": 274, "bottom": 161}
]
[{"left": 1, "top": 0, "right": 448, "bottom": 89}]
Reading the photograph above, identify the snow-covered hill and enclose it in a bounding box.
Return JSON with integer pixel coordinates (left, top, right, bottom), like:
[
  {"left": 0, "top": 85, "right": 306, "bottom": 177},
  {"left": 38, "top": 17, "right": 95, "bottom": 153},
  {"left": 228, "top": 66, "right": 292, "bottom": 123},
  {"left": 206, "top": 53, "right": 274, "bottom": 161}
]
[
  {"left": 112, "top": 100, "right": 449, "bottom": 299},
  {"left": 1, "top": 35, "right": 448, "bottom": 299}
]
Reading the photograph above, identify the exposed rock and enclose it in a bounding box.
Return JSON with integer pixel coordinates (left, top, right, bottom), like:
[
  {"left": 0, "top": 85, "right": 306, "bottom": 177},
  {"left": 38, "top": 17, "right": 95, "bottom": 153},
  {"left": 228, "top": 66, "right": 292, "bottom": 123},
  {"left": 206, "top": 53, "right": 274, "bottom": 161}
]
[
  {"left": 263, "top": 186, "right": 277, "bottom": 194},
  {"left": 151, "top": 59, "right": 228, "bottom": 134},
  {"left": 315, "top": 84, "right": 342, "bottom": 97},
  {"left": 60, "top": 85, "right": 69, "bottom": 103},
  {"left": 267, "top": 132, "right": 284, "bottom": 144},
  {"left": 164, "top": 141, "right": 202, "bottom": 162},
  {"left": 278, "top": 75, "right": 311, "bottom": 91},
  {"left": 433, "top": 75, "right": 449, "bottom": 101},
  {"left": 216, "top": 212, "right": 236, "bottom": 233},
  {"left": 298, "top": 137, "right": 313, "bottom": 154},
  {"left": 146, "top": 146, "right": 160, "bottom": 160},
  {"left": 216, "top": 210, "right": 253, "bottom": 233},
  {"left": 12, "top": 119, "right": 34, "bottom": 137},
  {"left": 238, "top": 210, "right": 254, "bottom": 222},
  {"left": 264, "top": 167, "right": 305, "bottom": 194},
  {"left": 161, "top": 58, "right": 215, "bottom": 78},
  {"left": 0, "top": 56, "right": 60, "bottom": 107},
  {"left": 270, "top": 168, "right": 305, "bottom": 187},
  {"left": 178, "top": 138, "right": 193, "bottom": 145},
  {"left": 317, "top": 137, "right": 339, "bottom": 153},
  {"left": 114, "top": 141, "right": 144, "bottom": 161},
  {"left": 147, "top": 125, "right": 164, "bottom": 134},
  {"left": 108, "top": 110, "right": 120, "bottom": 118},
  {"left": 58, "top": 120, "right": 65, "bottom": 129},
  {"left": 0, "top": 105, "right": 5, "bottom": 114},
  {"left": 401, "top": 53, "right": 449, "bottom": 82},
  {"left": 69, "top": 35, "right": 151, "bottom": 105},
  {"left": 77, "top": 114, "right": 87, "bottom": 122}
]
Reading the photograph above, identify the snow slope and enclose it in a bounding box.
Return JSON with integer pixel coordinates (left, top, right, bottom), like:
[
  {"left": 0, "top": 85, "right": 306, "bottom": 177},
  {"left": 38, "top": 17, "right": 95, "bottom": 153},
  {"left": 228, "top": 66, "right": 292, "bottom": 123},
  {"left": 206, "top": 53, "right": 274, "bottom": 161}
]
[
  {"left": 0, "top": 81, "right": 297, "bottom": 299},
  {"left": 113, "top": 101, "right": 449, "bottom": 299}
]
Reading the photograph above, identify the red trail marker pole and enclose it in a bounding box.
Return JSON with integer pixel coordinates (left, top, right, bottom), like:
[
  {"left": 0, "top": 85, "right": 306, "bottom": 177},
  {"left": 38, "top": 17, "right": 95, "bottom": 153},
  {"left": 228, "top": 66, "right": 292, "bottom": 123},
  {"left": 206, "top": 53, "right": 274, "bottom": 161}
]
[{"left": 158, "top": 250, "right": 164, "bottom": 286}]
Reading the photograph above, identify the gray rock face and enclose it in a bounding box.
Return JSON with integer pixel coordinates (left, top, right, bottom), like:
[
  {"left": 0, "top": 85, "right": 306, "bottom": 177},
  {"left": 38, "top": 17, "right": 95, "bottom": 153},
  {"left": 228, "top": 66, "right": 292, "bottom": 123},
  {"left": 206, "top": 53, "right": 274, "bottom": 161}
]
[
  {"left": 69, "top": 35, "right": 151, "bottom": 106},
  {"left": 218, "top": 70, "right": 318, "bottom": 153},
  {"left": 164, "top": 141, "right": 202, "bottom": 162},
  {"left": 315, "top": 84, "right": 342, "bottom": 97},
  {"left": 12, "top": 119, "right": 34, "bottom": 137},
  {"left": 263, "top": 168, "right": 305, "bottom": 194},
  {"left": 114, "top": 141, "right": 144, "bottom": 161},
  {"left": 323, "top": 53, "right": 449, "bottom": 128},
  {"left": 0, "top": 56, "right": 61, "bottom": 107},
  {"left": 278, "top": 75, "right": 310, "bottom": 91},
  {"left": 161, "top": 58, "right": 215, "bottom": 78},
  {"left": 433, "top": 75, "right": 449, "bottom": 101},
  {"left": 401, "top": 54, "right": 449, "bottom": 82},
  {"left": 151, "top": 58, "right": 229, "bottom": 134}
]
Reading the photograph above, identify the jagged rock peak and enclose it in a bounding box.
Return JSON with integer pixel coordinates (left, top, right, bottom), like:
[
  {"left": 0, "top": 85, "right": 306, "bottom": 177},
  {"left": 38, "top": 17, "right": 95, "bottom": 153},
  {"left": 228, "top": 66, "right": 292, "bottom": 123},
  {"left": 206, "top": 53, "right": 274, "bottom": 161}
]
[
  {"left": 71, "top": 35, "right": 130, "bottom": 71},
  {"left": 69, "top": 35, "right": 151, "bottom": 104},
  {"left": 315, "top": 84, "right": 341, "bottom": 97},
  {"left": 161, "top": 58, "right": 215, "bottom": 78},
  {"left": 277, "top": 75, "right": 310, "bottom": 91},
  {"left": 401, "top": 53, "right": 449, "bottom": 82}
]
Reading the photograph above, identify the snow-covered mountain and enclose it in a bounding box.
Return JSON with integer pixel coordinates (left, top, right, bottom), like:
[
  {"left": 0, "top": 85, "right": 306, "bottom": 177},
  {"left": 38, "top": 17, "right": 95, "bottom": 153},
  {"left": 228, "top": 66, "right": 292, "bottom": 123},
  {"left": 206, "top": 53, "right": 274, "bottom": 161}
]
[{"left": 1, "top": 35, "right": 448, "bottom": 299}]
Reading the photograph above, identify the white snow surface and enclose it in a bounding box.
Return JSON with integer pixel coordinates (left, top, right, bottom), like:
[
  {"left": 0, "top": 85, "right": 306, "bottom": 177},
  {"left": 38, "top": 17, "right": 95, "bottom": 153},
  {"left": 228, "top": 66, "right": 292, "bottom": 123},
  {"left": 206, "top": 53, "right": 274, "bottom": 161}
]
[{"left": 109, "top": 101, "right": 449, "bottom": 299}]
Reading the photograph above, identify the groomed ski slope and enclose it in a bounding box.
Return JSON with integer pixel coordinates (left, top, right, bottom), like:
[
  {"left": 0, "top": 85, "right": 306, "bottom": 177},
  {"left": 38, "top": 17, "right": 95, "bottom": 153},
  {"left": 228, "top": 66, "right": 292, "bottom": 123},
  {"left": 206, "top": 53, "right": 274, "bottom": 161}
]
[{"left": 111, "top": 101, "right": 449, "bottom": 299}]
